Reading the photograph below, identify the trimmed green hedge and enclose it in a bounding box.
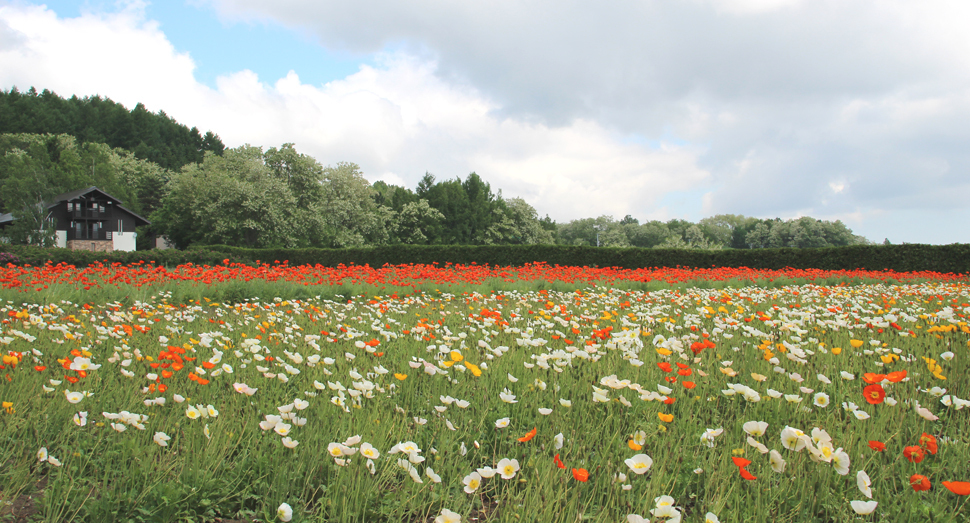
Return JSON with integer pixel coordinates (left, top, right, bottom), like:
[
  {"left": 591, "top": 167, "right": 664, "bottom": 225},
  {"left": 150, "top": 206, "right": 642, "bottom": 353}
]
[
  {"left": 189, "top": 243, "right": 970, "bottom": 274},
  {"left": 2, "top": 243, "right": 968, "bottom": 274},
  {"left": 0, "top": 245, "right": 248, "bottom": 268}
]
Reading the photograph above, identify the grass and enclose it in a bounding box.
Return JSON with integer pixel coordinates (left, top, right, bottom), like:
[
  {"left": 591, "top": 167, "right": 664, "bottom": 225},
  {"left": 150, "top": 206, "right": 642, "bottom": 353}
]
[{"left": 0, "top": 276, "right": 969, "bottom": 522}]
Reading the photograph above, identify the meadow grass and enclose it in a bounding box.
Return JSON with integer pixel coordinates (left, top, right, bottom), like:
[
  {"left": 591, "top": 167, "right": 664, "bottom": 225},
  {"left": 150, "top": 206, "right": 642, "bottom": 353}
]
[{"left": 0, "top": 277, "right": 968, "bottom": 522}]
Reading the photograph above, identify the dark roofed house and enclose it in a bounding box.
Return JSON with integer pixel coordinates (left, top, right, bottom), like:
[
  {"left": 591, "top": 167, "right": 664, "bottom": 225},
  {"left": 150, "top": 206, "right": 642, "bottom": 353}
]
[{"left": 0, "top": 187, "right": 150, "bottom": 252}]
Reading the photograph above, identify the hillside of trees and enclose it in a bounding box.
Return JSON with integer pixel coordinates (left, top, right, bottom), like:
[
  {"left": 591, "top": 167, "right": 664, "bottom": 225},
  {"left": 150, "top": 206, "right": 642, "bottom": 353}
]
[
  {"left": 0, "top": 87, "right": 871, "bottom": 251},
  {"left": 0, "top": 87, "right": 224, "bottom": 171}
]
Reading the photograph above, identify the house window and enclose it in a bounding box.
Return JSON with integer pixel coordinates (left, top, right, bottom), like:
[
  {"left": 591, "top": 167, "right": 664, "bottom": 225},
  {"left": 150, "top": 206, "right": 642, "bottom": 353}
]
[
  {"left": 67, "top": 202, "right": 73, "bottom": 212},
  {"left": 118, "top": 219, "right": 123, "bottom": 234}
]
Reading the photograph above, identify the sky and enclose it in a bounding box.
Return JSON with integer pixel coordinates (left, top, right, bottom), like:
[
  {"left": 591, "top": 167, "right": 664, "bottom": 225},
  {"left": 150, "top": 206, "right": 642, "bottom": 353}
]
[{"left": 1, "top": 0, "right": 969, "bottom": 244}]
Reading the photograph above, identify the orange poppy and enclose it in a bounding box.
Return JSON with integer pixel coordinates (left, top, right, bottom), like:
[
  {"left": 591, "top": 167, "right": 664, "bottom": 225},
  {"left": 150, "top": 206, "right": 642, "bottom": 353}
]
[
  {"left": 862, "top": 373, "right": 887, "bottom": 384},
  {"left": 732, "top": 457, "right": 752, "bottom": 468},
  {"left": 942, "top": 481, "right": 970, "bottom": 496},
  {"left": 904, "top": 446, "right": 925, "bottom": 463},
  {"left": 862, "top": 384, "right": 886, "bottom": 404},
  {"left": 682, "top": 381, "right": 696, "bottom": 389},
  {"left": 554, "top": 454, "right": 565, "bottom": 469},
  {"left": 919, "top": 433, "right": 938, "bottom": 455},
  {"left": 910, "top": 474, "right": 931, "bottom": 491},
  {"left": 572, "top": 468, "right": 589, "bottom": 482},
  {"left": 628, "top": 439, "right": 643, "bottom": 451},
  {"left": 657, "top": 362, "right": 673, "bottom": 373},
  {"left": 518, "top": 427, "right": 537, "bottom": 443},
  {"left": 886, "top": 370, "right": 907, "bottom": 383},
  {"left": 868, "top": 440, "right": 886, "bottom": 452},
  {"left": 739, "top": 468, "right": 757, "bottom": 481}
]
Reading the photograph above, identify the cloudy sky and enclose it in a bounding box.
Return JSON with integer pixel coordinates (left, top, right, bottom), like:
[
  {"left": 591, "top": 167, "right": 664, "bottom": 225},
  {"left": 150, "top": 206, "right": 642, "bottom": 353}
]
[{"left": 2, "top": 0, "right": 969, "bottom": 244}]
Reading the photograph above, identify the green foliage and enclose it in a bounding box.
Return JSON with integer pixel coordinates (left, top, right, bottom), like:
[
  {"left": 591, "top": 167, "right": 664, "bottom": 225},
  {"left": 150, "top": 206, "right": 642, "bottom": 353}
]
[
  {"left": 557, "top": 215, "right": 869, "bottom": 251},
  {"left": 0, "top": 87, "right": 224, "bottom": 171},
  {"left": 4, "top": 202, "right": 56, "bottom": 247},
  {"left": 0, "top": 133, "right": 166, "bottom": 218}
]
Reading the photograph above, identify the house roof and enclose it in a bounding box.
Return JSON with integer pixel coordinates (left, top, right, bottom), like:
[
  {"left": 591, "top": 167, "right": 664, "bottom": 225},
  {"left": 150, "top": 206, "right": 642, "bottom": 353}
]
[
  {"left": 0, "top": 186, "right": 151, "bottom": 228},
  {"left": 49, "top": 186, "right": 151, "bottom": 226}
]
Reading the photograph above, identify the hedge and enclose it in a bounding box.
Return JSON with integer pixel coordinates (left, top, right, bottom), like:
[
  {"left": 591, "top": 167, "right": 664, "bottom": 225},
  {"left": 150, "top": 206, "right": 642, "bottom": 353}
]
[
  {"left": 190, "top": 243, "right": 969, "bottom": 274},
  {"left": 1, "top": 243, "right": 967, "bottom": 274}
]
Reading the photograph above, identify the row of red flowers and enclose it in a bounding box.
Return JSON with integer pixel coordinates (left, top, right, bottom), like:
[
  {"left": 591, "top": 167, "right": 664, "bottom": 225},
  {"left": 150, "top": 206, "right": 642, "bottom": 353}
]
[{"left": 1, "top": 260, "right": 965, "bottom": 292}]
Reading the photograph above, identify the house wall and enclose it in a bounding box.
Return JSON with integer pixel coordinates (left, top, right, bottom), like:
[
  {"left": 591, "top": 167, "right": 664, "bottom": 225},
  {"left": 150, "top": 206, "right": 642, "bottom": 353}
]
[{"left": 112, "top": 231, "right": 137, "bottom": 252}]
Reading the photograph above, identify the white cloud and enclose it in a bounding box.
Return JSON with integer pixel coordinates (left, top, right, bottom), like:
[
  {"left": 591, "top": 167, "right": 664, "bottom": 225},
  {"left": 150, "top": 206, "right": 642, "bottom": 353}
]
[
  {"left": 198, "top": 0, "right": 970, "bottom": 243},
  {"left": 0, "top": 2, "right": 709, "bottom": 224}
]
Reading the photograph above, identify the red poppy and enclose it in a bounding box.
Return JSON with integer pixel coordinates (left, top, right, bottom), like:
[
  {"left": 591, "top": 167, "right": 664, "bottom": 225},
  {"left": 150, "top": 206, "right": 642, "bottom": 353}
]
[
  {"left": 862, "top": 384, "right": 886, "bottom": 405},
  {"left": 34, "top": 365, "right": 46, "bottom": 372},
  {"left": 657, "top": 362, "right": 673, "bottom": 373},
  {"left": 517, "top": 427, "right": 537, "bottom": 443},
  {"left": 862, "top": 373, "right": 887, "bottom": 384},
  {"left": 910, "top": 474, "right": 931, "bottom": 491},
  {"left": 919, "top": 433, "right": 938, "bottom": 455},
  {"left": 572, "top": 468, "right": 589, "bottom": 482},
  {"left": 903, "top": 446, "right": 925, "bottom": 463},
  {"left": 682, "top": 381, "right": 696, "bottom": 389},
  {"left": 867, "top": 440, "right": 886, "bottom": 452},
  {"left": 739, "top": 468, "right": 757, "bottom": 480},
  {"left": 942, "top": 481, "right": 970, "bottom": 496},
  {"left": 554, "top": 454, "right": 565, "bottom": 469}
]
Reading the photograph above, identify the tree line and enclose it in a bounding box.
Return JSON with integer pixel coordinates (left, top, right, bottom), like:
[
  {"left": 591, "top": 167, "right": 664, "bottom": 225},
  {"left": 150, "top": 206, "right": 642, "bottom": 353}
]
[
  {"left": 0, "top": 88, "right": 870, "bottom": 250},
  {"left": 0, "top": 87, "right": 225, "bottom": 171}
]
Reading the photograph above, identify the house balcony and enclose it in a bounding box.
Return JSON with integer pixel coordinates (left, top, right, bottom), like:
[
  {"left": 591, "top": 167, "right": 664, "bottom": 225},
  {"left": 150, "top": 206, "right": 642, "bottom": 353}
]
[
  {"left": 71, "top": 209, "right": 107, "bottom": 220},
  {"left": 67, "top": 230, "right": 113, "bottom": 241}
]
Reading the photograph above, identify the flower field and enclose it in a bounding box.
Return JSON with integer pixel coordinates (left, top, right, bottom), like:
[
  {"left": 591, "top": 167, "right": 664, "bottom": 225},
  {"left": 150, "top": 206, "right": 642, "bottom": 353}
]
[{"left": 1, "top": 262, "right": 969, "bottom": 522}]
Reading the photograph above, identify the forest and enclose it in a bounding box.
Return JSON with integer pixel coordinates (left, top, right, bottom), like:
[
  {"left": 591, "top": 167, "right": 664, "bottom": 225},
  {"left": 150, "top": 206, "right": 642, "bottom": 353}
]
[{"left": 0, "top": 87, "right": 870, "bottom": 250}]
